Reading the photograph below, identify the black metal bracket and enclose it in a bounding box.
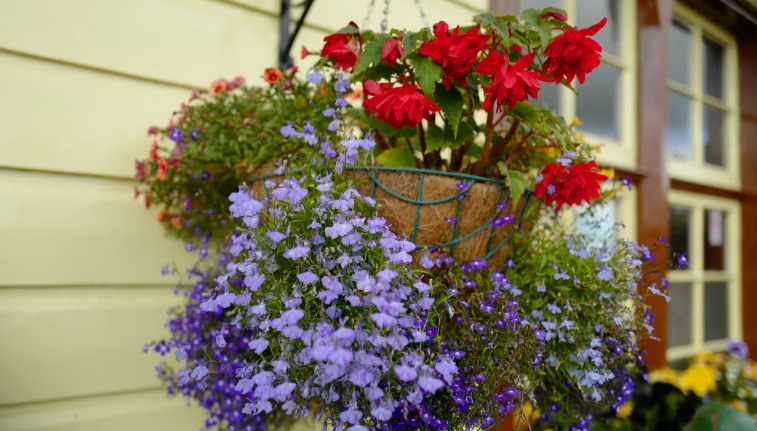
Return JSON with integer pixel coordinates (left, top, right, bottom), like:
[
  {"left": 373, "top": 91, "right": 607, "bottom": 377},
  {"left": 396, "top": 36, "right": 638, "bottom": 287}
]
[{"left": 278, "top": 0, "right": 316, "bottom": 70}]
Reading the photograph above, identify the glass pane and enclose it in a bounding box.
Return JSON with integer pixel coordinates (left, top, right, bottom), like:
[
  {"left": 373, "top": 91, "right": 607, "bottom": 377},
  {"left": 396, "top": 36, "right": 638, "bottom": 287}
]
[
  {"left": 576, "top": 63, "right": 620, "bottom": 140},
  {"left": 670, "top": 207, "right": 691, "bottom": 265},
  {"left": 576, "top": 0, "right": 621, "bottom": 57},
  {"left": 575, "top": 199, "right": 618, "bottom": 248},
  {"left": 667, "top": 91, "right": 693, "bottom": 161},
  {"left": 668, "top": 283, "right": 693, "bottom": 348},
  {"left": 704, "top": 209, "right": 726, "bottom": 271},
  {"left": 519, "top": 0, "right": 564, "bottom": 13},
  {"left": 702, "top": 36, "right": 725, "bottom": 100},
  {"left": 703, "top": 104, "right": 727, "bottom": 166},
  {"left": 704, "top": 282, "right": 729, "bottom": 341},
  {"left": 669, "top": 20, "right": 692, "bottom": 86},
  {"left": 533, "top": 81, "right": 561, "bottom": 113}
]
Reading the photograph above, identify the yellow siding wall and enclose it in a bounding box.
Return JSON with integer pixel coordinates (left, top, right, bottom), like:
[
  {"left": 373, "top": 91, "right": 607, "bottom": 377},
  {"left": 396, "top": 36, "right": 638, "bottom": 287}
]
[{"left": 0, "top": 0, "right": 486, "bottom": 429}]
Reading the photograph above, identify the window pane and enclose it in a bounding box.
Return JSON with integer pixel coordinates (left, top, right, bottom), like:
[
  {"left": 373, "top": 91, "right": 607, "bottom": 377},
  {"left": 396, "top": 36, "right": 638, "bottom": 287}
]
[
  {"left": 576, "top": 63, "right": 620, "bottom": 140},
  {"left": 668, "top": 283, "right": 693, "bottom": 348},
  {"left": 667, "top": 91, "right": 693, "bottom": 161},
  {"left": 703, "top": 104, "right": 727, "bottom": 166},
  {"left": 704, "top": 209, "right": 726, "bottom": 271},
  {"left": 576, "top": 0, "right": 621, "bottom": 57},
  {"left": 702, "top": 36, "right": 725, "bottom": 100},
  {"left": 669, "top": 20, "right": 692, "bottom": 86},
  {"left": 575, "top": 198, "right": 618, "bottom": 248},
  {"left": 704, "top": 282, "right": 729, "bottom": 341},
  {"left": 519, "top": 0, "right": 563, "bottom": 13},
  {"left": 670, "top": 207, "right": 691, "bottom": 265},
  {"left": 533, "top": 82, "right": 561, "bottom": 113}
]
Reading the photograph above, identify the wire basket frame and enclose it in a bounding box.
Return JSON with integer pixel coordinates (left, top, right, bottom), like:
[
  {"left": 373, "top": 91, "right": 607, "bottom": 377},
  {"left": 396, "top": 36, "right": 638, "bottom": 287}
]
[{"left": 249, "top": 166, "right": 534, "bottom": 261}]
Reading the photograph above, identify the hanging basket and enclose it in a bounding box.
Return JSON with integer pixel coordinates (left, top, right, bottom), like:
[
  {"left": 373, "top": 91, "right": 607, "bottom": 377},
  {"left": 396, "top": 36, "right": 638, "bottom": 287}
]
[{"left": 250, "top": 167, "right": 534, "bottom": 264}]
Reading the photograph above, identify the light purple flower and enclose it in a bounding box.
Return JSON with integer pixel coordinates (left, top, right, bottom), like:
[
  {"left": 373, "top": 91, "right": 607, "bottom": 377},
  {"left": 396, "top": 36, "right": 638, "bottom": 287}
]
[
  {"left": 284, "top": 244, "right": 310, "bottom": 259},
  {"left": 418, "top": 376, "right": 444, "bottom": 394},
  {"left": 394, "top": 364, "right": 418, "bottom": 381},
  {"left": 370, "top": 313, "right": 397, "bottom": 328},
  {"left": 297, "top": 271, "right": 319, "bottom": 285}
]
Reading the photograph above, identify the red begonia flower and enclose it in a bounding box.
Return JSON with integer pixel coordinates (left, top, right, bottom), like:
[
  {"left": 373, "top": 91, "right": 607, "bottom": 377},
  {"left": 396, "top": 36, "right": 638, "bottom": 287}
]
[
  {"left": 321, "top": 23, "right": 360, "bottom": 71},
  {"left": 157, "top": 158, "right": 168, "bottom": 180},
  {"left": 149, "top": 140, "right": 159, "bottom": 160},
  {"left": 542, "top": 17, "right": 607, "bottom": 85},
  {"left": 381, "top": 39, "right": 402, "bottom": 66},
  {"left": 534, "top": 160, "right": 608, "bottom": 210},
  {"left": 362, "top": 80, "right": 441, "bottom": 130},
  {"left": 419, "top": 21, "right": 490, "bottom": 89},
  {"left": 476, "top": 51, "right": 543, "bottom": 111}
]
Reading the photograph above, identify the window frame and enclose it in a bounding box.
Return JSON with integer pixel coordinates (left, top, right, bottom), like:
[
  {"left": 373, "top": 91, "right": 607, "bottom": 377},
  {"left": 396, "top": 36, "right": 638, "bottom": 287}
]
[
  {"left": 666, "top": 4, "right": 741, "bottom": 190},
  {"left": 519, "top": 0, "right": 638, "bottom": 170},
  {"left": 666, "top": 190, "right": 742, "bottom": 362}
]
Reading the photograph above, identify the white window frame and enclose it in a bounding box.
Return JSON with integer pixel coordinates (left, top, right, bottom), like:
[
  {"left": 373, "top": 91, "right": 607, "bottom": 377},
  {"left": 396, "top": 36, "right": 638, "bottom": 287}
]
[
  {"left": 519, "top": 0, "right": 638, "bottom": 170},
  {"left": 667, "top": 4, "right": 741, "bottom": 190},
  {"left": 666, "top": 191, "right": 742, "bottom": 362}
]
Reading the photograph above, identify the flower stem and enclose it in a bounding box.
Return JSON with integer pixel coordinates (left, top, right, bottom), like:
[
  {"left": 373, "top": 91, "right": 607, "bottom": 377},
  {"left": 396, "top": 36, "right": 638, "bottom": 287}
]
[
  {"left": 475, "top": 105, "right": 496, "bottom": 174},
  {"left": 417, "top": 124, "right": 431, "bottom": 168}
]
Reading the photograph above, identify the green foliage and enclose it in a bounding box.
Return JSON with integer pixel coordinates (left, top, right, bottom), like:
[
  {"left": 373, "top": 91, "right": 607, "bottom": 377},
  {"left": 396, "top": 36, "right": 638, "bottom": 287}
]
[
  {"left": 135, "top": 71, "right": 339, "bottom": 241},
  {"left": 376, "top": 147, "right": 416, "bottom": 167}
]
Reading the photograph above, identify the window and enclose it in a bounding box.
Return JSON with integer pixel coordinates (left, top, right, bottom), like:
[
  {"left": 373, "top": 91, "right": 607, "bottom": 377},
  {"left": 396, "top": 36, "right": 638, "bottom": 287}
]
[
  {"left": 518, "top": 0, "right": 638, "bottom": 170},
  {"left": 666, "top": 191, "right": 742, "bottom": 362},
  {"left": 566, "top": 179, "right": 638, "bottom": 244},
  {"left": 666, "top": 4, "right": 740, "bottom": 189}
]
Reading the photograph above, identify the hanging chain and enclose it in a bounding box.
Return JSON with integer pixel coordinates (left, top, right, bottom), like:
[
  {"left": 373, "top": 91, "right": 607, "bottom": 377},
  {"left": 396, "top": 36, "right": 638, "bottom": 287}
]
[
  {"left": 362, "top": 0, "right": 376, "bottom": 31},
  {"left": 413, "top": 0, "right": 430, "bottom": 29},
  {"left": 380, "top": 0, "right": 390, "bottom": 32}
]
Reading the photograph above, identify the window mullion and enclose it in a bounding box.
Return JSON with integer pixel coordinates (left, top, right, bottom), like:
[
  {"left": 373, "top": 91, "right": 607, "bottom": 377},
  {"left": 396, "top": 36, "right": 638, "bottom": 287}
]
[
  {"left": 691, "top": 24, "right": 704, "bottom": 168},
  {"left": 692, "top": 205, "right": 705, "bottom": 349}
]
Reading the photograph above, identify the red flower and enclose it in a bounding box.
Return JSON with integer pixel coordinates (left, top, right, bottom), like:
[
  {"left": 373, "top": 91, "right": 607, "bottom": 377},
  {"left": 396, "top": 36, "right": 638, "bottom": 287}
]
[
  {"left": 419, "top": 21, "right": 490, "bottom": 89},
  {"left": 145, "top": 194, "right": 151, "bottom": 209},
  {"left": 188, "top": 89, "right": 200, "bottom": 102},
  {"left": 301, "top": 45, "right": 309, "bottom": 59},
  {"left": 381, "top": 39, "right": 402, "bottom": 66},
  {"left": 542, "top": 10, "right": 568, "bottom": 22},
  {"left": 263, "top": 68, "right": 283, "bottom": 84},
  {"left": 147, "top": 126, "right": 159, "bottom": 135},
  {"left": 135, "top": 160, "right": 146, "bottom": 181},
  {"left": 321, "top": 23, "right": 360, "bottom": 71},
  {"left": 208, "top": 78, "right": 228, "bottom": 96},
  {"left": 149, "top": 140, "right": 159, "bottom": 160},
  {"left": 157, "top": 210, "right": 168, "bottom": 222},
  {"left": 362, "top": 80, "right": 441, "bottom": 130},
  {"left": 476, "top": 51, "right": 542, "bottom": 111},
  {"left": 534, "top": 160, "right": 608, "bottom": 210},
  {"left": 157, "top": 158, "right": 168, "bottom": 180},
  {"left": 542, "top": 17, "right": 607, "bottom": 85}
]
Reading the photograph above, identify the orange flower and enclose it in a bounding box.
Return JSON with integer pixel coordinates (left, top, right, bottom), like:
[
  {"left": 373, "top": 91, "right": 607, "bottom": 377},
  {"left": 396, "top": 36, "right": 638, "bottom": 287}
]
[
  {"left": 157, "top": 210, "right": 168, "bottom": 222},
  {"left": 301, "top": 45, "right": 309, "bottom": 59},
  {"left": 157, "top": 158, "right": 168, "bottom": 180},
  {"left": 319, "top": 84, "right": 328, "bottom": 97},
  {"left": 346, "top": 87, "right": 363, "bottom": 101},
  {"left": 149, "top": 140, "right": 159, "bottom": 160},
  {"left": 263, "top": 68, "right": 283, "bottom": 84},
  {"left": 208, "top": 78, "right": 228, "bottom": 96},
  {"left": 170, "top": 216, "right": 182, "bottom": 230}
]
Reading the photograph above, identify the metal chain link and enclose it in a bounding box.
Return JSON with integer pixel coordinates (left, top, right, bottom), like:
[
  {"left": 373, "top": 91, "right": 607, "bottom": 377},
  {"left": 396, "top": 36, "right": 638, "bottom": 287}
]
[
  {"left": 413, "top": 0, "right": 430, "bottom": 29},
  {"left": 362, "top": 0, "right": 376, "bottom": 31},
  {"left": 380, "top": 0, "right": 390, "bottom": 32}
]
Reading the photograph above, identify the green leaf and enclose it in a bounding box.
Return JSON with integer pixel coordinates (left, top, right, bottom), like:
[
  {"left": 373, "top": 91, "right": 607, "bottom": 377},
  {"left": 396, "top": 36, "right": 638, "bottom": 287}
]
[
  {"left": 434, "top": 84, "right": 464, "bottom": 138},
  {"left": 376, "top": 147, "right": 416, "bottom": 167},
  {"left": 521, "top": 8, "right": 541, "bottom": 28},
  {"left": 353, "top": 33, "right": 389, "bottom": 79},
  {"left": 456, "top": 121, "right": 476, "bottom": 143},
  {"left": 537, "top": 22, "right": 552, "bottom": 48},
  {"left": 409, "top": 54, "right": 442, "bottom": 97},
  {"left": 335, "top": 24, "right": 360, "bottom": 34},
  {"left": 506, "top": 169, "right": 529, "bottom": 206},
  {"left": 402, "top": 29, "right": 428, "bottom": 59},
  {"left": 511, "top": 101, "right": 540, "bottom": 124},
  {"left": 473, "top": 12, "right": 511, "bottom": 40},
  {"left": 425, "top": 122, "right": 447, "bottom": 153},
  {"left": 466, "top": 143, "right": 482, "bottom": 158}
]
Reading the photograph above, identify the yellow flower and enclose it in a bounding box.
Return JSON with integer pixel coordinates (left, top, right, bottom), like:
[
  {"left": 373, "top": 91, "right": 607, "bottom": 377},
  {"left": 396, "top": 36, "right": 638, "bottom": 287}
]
[
  {"left": 571, "top": 117, "right": 583, "bottom": 127},
  {"left": 546, "top": 147, "right": 557, "bottom": 158},
  {"left": 693, "top": 352, "right": 716, "bottom": 364},
  {"left": 516, "top": 403, "right": 540, "bottom": 430},
  {"left": 649, "top": 367, "right": 681, "bottom": 387},
  {"left": 680, "top": 363, "right": 717, "bottom": 397},
  {"left": 598, "top": 167, "right": 615, "bottom": 179},
  {"left": 617, "top": 402, "right": 633, "bottom": 418},
  {"left": 732, "top": 400, "right": 747, "bottom": 412},
  {"left": 574, "top": 131, "right": 585, "bottom": 142}
]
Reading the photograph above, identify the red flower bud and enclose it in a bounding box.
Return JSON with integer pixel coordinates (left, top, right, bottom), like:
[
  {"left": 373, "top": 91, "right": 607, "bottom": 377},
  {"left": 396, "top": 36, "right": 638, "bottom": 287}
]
[{"left": 381, "top": 39, "right": 402, "bottom": 66}]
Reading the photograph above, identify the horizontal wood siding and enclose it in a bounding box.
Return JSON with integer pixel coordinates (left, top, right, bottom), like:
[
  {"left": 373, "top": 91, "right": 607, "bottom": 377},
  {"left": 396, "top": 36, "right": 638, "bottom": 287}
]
[{"left": 0, "top": 0, "right": 486, "bottom": 429}]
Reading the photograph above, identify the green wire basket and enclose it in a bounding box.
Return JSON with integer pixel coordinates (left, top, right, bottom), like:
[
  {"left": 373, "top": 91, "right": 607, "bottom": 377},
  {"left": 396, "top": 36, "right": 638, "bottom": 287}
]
[{"left": 249, "top": 166, "right": 534, "bottom": 262}]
